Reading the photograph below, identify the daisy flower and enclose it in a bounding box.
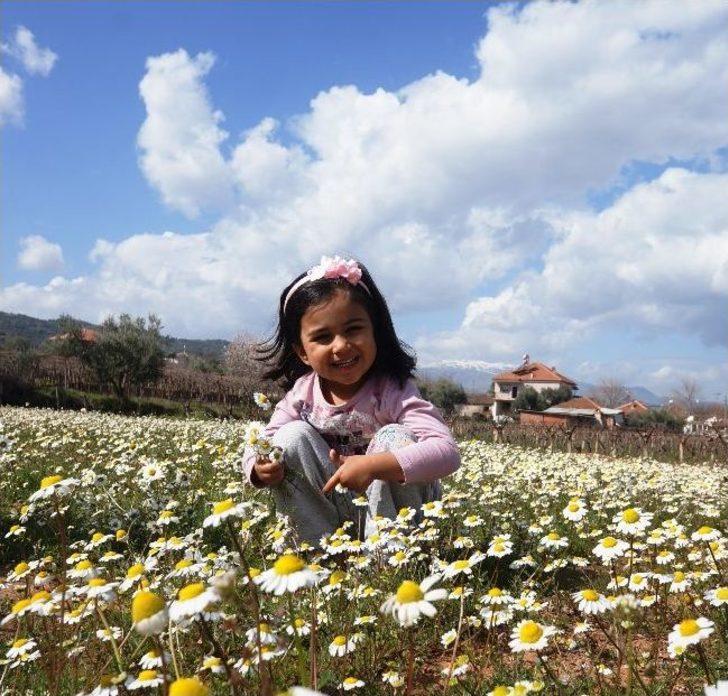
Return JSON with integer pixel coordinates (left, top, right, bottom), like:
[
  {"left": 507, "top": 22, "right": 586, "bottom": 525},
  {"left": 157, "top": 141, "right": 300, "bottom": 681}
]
[
  {"left": 509, "top": 619, "right": 558, "bottom": 653},
  {"left": 253, "top": 392, "right": 272, "bottom": 411},
  {"left": 168, "top": 677, "right": 210, "bottom": 696},
  {"left": 692, "top": 526, "right": 721, "bottom": 542},
  {"left": 380, "top": 575, "right": 447, "bottom": 627},
  {"left": 328, "top": 632, "right": 363, "bottom": 657},
  {"left": 132, "top": 591, "right": 168, "bottom": 636},
  {"left": 6, "top": 637, "right": 40, "bottom": 664},
  {"left": 704, "top": 586, "right": 728, "bottom": 607},
  {"left": 563, "top": 498, "right": 588, "bottom": 522},
  {"left": 169, "top": 583, "right": 220, "bottom": 622},
  {"left": 572, "top": 589, "right": 610, "bottom": 615},
  {"left": 669, "top": 571, "right": 690, "bottom": 593},
  {"left": 540, "top": 532, "right": 568, "bottom": 550},
  {"left": 85, "top": 577, "right": 119, "bottom": 601},
  {"left": 126, "top": 670, "right": 164, "bottom": 690},
  {"left": 443, "top": 552, "right": 486, "bottom": 580},
  {"left": 202, "top": 498, "right": 247, "bottom": 528},
  {"left": 29, "top": 474, "right": 79, "bottom": 502},
  {"left": 667, "top": 617, "right": 714, "bottom": 658},
  {"left": 254, "top": 554, "right": 318, "bottom": 595},
  {"left": 614, "top": 508, "right": 653, "bottom": 536},
  {"left": 340, "top": 677, "right": 365, "bottom": 691},
  {"left": 592, "top": 536, "right": 628, "bottom": 562}
]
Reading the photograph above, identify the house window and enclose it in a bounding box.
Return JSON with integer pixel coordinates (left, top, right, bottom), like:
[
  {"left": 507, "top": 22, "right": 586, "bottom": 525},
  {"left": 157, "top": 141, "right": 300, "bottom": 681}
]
[{"left": 511, "top": 386, "right": 517, "bottom": 398}]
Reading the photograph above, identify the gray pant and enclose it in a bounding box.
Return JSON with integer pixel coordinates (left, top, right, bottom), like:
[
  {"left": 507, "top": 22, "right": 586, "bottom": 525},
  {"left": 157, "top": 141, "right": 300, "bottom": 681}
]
[{"left": 271, "top": 421, "right": 441, "bottom": 546}]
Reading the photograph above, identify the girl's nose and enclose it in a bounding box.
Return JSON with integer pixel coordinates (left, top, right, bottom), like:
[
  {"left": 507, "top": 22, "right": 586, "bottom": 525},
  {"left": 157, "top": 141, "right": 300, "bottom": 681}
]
[{"left": 331, "top": 334, "right": 349, "bottom": 352}]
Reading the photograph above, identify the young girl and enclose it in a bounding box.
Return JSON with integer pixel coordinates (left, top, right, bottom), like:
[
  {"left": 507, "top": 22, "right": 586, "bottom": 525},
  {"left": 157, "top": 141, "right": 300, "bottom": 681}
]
[{"left": 242, "top": 255, "right": 460, "bottom": 545}]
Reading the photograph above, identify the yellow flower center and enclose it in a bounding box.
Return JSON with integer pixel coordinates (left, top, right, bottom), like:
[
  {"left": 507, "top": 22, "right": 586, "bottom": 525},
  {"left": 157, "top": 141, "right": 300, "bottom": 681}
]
[
  {"left": 398, "top": 508, "right": 410, "bottom": 518},
  {"left": 602, "top": 536, "right": 618, "bottom": 548},
  {"left": 697, "top": 526, "right": 713, "bottom": 535},
  {"left": 40, "top": 475, "right": 62, "bottom": 489},
  {"left": 453, "top": 560, "right": 470, "bottom": 570},
  {"left": 547, "top": 532, "right": 560, "bottom": 541},
  {"left": 715, "top": 587, "right": 728, "bottom": 600},
  {"left": 75, "top": 560, "right": 93, "bottom": 571},
  {"left": 631, "top": 574, "right": 643, "bottom": 584},
  {"left": 568, "top": 503, "right": 580, "bottom": 512},
  {"left": 160, "top": 511, "right": 173, "bottom": 519},
  {"left": 132, "top": 591, "right": 165, "bottom": 622},
  {"left": 493, "top": 542, "right": 506, "bottom": 552},
  {"left": 212, "top": 499, "right": 234, "bottom": 515},
  {"left": 333, "top": 635, "right": 347, "bottom": 646},
  {"left": 678, "top": 619, "right": 699, "bottom": 637},
  {"left": 492, "top": 687, "right": 510, "bottom": 696},
  {"left": 30, "top": 591, "right": 50, "bottom": 603},
  {"left": 248, "top": 567, "right": 261, "bottom": 578},
  {"left": 169, "top": 677, "right": 210, "bottom": 696},
  {"left": 259, "top": 623, "right": 270, "bottom": 632},
  {"left": 343, "top": 678, "right": 359, "bottom": 686},
  {"left": 88, "top": 578, "right": 108, "bottom": 588},
  {"left": 12, "top": 599, "right": 31, "bottom": 614},
  {"left": 139, "top": 670, "right": 158, "bottom": 681},
  {"left": 92, "top": 532, "right": 105, "bottom": 542},
  {"left": 14, "top": 561, "right": 29, "bottom": 575},
  {"left": 395, "top": 580, "right": 424, "bottom": 603},
  {"left": 175, "top": 559, "right": 193, "bottom": 570},
  {"left": 581, "top": 589, "right": 599, "bottom": 602},
  {"left": 178, "top": 583, "right": 205, "bottom": 601},
  {"left": 12, "top": 638, "right": 28, "bottom": 649},
  {"left": 488, "top": 587, "right": 503, "bottom": 597},
  {"left": 273, "top": 554, "right": 305, "bottom": 576},
  {"left": 673, "top": 571, "right": 685, "bottom": 582},
  {"left": 294, "top": 618, "right": 306, "bottom": 628},
  {"left": 116, "top": 529, "right": 127, "bottom": 540},
  {"left": 329, "top": 570, "right": 346, "bottom": 585},
  {"left": 394, "top": 551, "right": 407, "bottom": 561},
  {"left": 519, "top": 621, "right": 544, "bottom": 644},
  {"left": 127, "top": 563, "right": 145, "bottom": 578},
  {"left": 622, "top": 508, "right": 640, "bottom": 524}
]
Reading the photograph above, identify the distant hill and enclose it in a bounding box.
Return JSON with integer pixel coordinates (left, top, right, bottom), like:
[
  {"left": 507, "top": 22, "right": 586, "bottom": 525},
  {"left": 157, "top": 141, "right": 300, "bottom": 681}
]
[{"left": 0, "top": 311, "right": 230, "bottom": 358}]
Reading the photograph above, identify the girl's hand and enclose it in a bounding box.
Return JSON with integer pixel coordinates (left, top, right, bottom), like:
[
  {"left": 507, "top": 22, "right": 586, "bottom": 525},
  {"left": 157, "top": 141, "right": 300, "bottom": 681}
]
[
  {"left": 323, "top": 451, "right": 375, "bottom": 494},
  {"left": 253, "top": 457, "right": 284, "bottom": 487}
]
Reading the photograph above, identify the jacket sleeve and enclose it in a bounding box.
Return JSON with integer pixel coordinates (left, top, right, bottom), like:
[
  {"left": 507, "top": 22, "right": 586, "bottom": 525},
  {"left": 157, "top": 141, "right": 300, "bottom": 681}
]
[
  {"left": 382, "top": 378, "right": 461, "bottom": 485},
  {"left": 242, "top": 385, "right": 303, "bottom": 486}
]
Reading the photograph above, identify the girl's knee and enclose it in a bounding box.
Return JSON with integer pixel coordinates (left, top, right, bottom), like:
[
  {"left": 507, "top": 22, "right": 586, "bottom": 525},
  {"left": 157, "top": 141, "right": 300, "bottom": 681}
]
[
  {"left": 367, "top": 424, "right": 417, "bottom": 454},
  {"left": 272, "top": 421, "right": 320, "bottom": 451}
]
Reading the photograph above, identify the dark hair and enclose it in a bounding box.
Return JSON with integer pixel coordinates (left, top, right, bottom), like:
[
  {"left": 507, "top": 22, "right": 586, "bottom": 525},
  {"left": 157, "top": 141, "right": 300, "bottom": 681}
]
[{"left": 256, "top": 260, "right": 417, "bottom": 391}]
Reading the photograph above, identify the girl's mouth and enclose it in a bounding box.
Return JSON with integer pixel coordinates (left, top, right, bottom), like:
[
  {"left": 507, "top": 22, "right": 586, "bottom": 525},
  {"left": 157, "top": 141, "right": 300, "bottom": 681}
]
[{"left": 332, "top": 356, "right": 359, "bottom": 370}]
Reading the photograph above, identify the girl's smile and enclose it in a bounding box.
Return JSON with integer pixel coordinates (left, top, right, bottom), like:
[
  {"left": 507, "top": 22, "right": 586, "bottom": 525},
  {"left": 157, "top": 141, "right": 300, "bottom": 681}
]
[{"left": 294, "top": 290, "right": 377, "bottom": 404}]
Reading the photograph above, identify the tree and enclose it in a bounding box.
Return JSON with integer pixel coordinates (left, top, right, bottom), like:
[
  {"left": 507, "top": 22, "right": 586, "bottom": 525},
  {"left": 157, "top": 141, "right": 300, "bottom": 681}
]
[
  {"left": 513, "top": 386, "right": 546, "bottom": 412},
  {"left": 540, "top": 384, "right": 573, "bottom": 408},
  {"left": 671, "top": 376, "right": 702, "bottom": 414},
  {"left": 417, "top": 377, "right": 467, "bottom": 416},
  {"left": 590, "top": 378, "right": 630, "bottom": 408},
  {"left": 224, "top": 332, "right": 275, "bottom": 401},
  {"left": 61, "top": 314, "right": 165, "bottom": 400}
]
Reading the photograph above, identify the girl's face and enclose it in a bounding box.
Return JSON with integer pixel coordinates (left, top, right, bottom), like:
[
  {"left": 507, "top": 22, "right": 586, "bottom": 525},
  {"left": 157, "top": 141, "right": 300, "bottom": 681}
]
[{"left": 294, "top": 289, "right": 377, "bottom": 400}]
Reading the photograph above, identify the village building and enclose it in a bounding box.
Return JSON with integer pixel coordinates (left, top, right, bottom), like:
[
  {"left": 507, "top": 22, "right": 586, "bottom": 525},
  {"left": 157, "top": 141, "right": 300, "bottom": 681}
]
[
  {"left": 456, "top": 393, "right": 494, "bottom": 418},
  {"left": 618, "top": 399, "right": 650, "bottom": 416},
  {"left": 519, "top": 396, "right": 624, "bottom": 429},
  {"left": 491, "top": 359, "right": 578, "bottom": 419}
]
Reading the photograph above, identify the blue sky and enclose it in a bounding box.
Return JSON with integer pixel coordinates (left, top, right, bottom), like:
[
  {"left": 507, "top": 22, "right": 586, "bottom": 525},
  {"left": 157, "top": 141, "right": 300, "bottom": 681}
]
[{"left": 2, "top": 1, "right": 728, "bottom": 398}]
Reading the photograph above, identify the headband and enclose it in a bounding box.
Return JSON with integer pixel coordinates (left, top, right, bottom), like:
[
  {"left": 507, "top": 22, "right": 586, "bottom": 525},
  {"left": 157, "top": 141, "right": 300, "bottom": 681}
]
[{"left": 283, "top": 255, "right": 372, "bottom": 312}]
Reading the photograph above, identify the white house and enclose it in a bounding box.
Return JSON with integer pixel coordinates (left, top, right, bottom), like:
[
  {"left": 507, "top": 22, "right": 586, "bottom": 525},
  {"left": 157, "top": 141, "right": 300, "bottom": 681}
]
[{"left": 491, "top": 359, "right": 578, "bottom": 419}]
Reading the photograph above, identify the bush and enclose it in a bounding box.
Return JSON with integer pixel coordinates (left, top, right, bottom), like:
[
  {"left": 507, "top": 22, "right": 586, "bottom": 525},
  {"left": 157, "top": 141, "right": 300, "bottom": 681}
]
[
  {"left": 417, "top": 377, "right": 467, "bottom": 416},
  {"left": 624, "top": 409, "right": 684, "bottom": 432}
]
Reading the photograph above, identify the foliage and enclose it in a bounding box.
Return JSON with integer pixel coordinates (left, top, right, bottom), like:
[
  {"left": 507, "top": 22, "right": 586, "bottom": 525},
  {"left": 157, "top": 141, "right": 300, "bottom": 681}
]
[
  {"left": 624, "top": 408, "right": 684, "bottom": 431},
  {"left": 57, "top": 314, "right": 166, "bottom": 399},
  {"left": 417, "top": 377, "right": 467, "bottom": 415},
  {"left": 514, "top": 385, "right": 573, "bottom": 412}
]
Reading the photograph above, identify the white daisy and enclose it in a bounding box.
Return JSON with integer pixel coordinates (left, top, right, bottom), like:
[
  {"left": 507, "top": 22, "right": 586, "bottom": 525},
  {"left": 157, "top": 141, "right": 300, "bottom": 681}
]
[
  {"left": 509, "top": 619, "right": 558, "bottom": 652},
  {"left": 254, "top": 555, "right": 318, "bottom": 595},
  {"left": 380, "top": 575, "right": 447, "bottom": 627},
  {"left": 169, "top": 583, "right": 220, "bottom": 622}
]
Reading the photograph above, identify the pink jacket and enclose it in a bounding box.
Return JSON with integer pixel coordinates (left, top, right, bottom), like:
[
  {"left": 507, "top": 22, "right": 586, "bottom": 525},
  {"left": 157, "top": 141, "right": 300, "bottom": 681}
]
[{"left": 243, "top": 372, "right": 460, "bottom": 485}]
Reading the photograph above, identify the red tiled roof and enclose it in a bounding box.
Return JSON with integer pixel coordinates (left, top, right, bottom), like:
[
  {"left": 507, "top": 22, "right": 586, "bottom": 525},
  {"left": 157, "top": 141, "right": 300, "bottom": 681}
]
[
  {"left": 618, "top": 400, "right": 650, "bottom": 413},
  {"left": 492, "top": 361, "right": 577, "bottom": 387},
  {"left": 551, "top": 396, "right": 602, "bottom": 410}
]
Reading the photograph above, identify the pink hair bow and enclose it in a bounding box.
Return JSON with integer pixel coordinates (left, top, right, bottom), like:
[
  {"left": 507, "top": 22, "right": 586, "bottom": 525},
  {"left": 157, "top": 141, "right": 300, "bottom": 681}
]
[{"left": 308, "top": 255, "right": 363, "bottom": 285}]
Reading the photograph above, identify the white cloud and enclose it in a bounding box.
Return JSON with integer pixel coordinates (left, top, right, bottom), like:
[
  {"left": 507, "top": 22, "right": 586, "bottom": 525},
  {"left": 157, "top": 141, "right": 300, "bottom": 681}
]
[
  {"left": 2, "top": 26, "right": 57, "bottom": 76},
  {"left": 17, "top": 235, "right": 64, "bottom": 271},
  {"left": 3, "top": 0, "right": 728, "bottom": 386},
  {"left": 137, "top": 50, "right": 234, "bottom": 217},
  {"left": 0, "top": 66, "right": 23, "bottom": 126},
  {"left": 423, "top": 168, "right": 728, "bottom": 362}
]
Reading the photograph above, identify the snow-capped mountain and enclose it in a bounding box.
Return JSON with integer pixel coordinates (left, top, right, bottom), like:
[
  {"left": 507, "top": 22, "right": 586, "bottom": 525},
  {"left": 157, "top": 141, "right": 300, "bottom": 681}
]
[{"left": 416, "top": 359, "right": 511, "bottom": 392}]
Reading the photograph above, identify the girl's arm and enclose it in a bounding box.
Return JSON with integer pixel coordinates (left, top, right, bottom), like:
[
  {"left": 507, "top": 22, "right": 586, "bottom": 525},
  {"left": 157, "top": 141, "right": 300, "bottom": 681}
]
[
  {"left": 381, "top": 378, "right": 461, "bottom": 484},
  {"left": 242, "top": 384, "right": 305, "bottom": 485}
]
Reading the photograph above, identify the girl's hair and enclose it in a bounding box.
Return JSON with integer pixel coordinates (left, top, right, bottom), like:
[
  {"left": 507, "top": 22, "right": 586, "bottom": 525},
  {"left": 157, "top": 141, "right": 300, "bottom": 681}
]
[{"left": 256, "top": 260, "right": 417, "bottom": 391}]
